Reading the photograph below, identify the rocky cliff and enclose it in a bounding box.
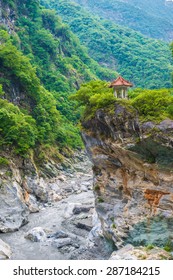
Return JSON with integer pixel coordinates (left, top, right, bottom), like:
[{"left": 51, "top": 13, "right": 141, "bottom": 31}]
[{"left": 82, "top": 103, "right": 173, "bottom": 250}]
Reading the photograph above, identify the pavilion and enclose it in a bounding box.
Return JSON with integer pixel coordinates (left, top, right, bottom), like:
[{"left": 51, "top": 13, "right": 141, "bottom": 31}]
[{"left": 109, "top": 76, "right": 133, "bottom": 99}]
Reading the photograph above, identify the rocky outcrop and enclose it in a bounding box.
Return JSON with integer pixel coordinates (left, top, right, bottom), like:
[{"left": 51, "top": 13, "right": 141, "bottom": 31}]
[
  {"left": 82, "top": 104, "right": 173, "bottom": 250},
  {"left": 0, "top": 1, "right": 16, "bottom": 34}
]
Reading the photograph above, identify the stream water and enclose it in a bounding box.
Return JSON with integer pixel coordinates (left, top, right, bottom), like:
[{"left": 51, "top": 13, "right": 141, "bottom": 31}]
[{"left": 0, "top": 157, "right": 114, "bottom": 260}]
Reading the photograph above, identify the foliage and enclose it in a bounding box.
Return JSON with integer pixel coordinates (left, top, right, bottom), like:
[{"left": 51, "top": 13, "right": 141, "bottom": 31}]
[
  {"left": 146, "top": 244, "right": 155, "bottom": 250},
  {"left": 131, "top": 89, "right": 173, "bottom": 122},
  {"left": 56, "top": 121, "right": 83, "bottom": 149},
  {"left": 68, "top": 0, "right": 173, "bottom": 42},
  {"left": 0, "top": 99, "right": 38, "bottom": 154},
  {"left": 0, "top": 85, "right": 5, "bottom": 97},
  {"left": 0, "top": 30, "right": 40, "bottom": 103},
  {"left": 0, "top": 29, "right": 82, "bottom": 154},
  {"left": 44, "top": 0, "right": 173, "bottom": 89},
  {"left": 0, "top": 0, "right": 116, "bottom": 155},
  {"left": 0, "top": 156, "right": 9, "bottom": 166},
  {"left": 1, "top": 0, "right": 173, "bottom": 158},
  {"left": 1, "top": 0, "right": 112, "bottom": 155},
  {"left": 71, "top": 80, "right": 116, "bottom": 119},
  {"left": 14, "top": 1, "right": 116, "bottom": 93},
  {"left": 72, "top": 80, "right": 173, "bottom": 124}
]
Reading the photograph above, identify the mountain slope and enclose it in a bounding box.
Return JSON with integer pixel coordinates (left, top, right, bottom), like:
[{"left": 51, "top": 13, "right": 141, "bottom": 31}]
[
  {"left": 64, "top": 0, "right": 173, "bottom": 42},
  {"left": 42, "top": 0, "right": 173, "bottom": 89},
  {"left": 0, "top": 0, "right": 117, "bottom": 156}
]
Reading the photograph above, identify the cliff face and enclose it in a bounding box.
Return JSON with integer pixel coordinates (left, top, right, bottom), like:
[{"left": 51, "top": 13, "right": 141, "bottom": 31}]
[
  {"left": 0, "top": 154, "right": 60, "bottom": 232},
  {"left": 0, "top": 1, "right": 16, "bottom": 33},
  {"left": 82, "top": 104, "right": 173, "bottom": 249}
]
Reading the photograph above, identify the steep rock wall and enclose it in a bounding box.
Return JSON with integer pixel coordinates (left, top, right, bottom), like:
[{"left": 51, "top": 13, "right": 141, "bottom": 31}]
[{"left": 82, "top": 104, "right": 173, "bottom": 249}]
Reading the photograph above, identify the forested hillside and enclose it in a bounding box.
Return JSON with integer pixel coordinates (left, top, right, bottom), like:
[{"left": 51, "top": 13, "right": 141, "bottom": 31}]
[
  {"left": 42, "top": 0, "right": 173, "bottom": 89},
  {"left": 0, "top": 0, "right": 173, "bottom": 159},
  {"left": 0, "top": 0, "right": 116, "bottom": 157},
  {"left": 61, "top": 0, "right": 173, "bottom": 42}
]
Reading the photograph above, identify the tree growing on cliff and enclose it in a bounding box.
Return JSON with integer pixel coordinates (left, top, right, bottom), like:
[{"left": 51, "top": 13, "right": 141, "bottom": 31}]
[{"left": 71, "top": 80, "right": 116, "bottom": 119}]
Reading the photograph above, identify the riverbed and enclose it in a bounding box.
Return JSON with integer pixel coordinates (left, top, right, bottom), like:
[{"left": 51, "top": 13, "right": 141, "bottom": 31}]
[{"left": 0, "top": 156, "right": 114, "bottom": 260}]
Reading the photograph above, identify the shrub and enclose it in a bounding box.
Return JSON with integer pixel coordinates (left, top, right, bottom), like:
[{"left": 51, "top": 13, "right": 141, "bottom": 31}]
[
  {"left": 131, "top": 89, "right": 173, "bottom": 122},
  {"left": 0, "top": 99, "right": 38, "bottom": 155},
  {"left": 0, "top": 156, "right": 9, "bottom": 167},
  {"left": 71, "top": 80, "right": 116, "bottom": 119}
]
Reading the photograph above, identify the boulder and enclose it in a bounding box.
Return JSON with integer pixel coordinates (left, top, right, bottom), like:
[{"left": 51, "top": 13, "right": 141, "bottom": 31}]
[
  {"left": 54, "top": 238, "right": 72, "bottom": 249},
  {"left": 63, "top": 203, "right": 82, "bottom": 219},
  {"left": 0, "top": 239, "right": 12, "bottom": 259},
  {"left": 47, "top": 230, "right": 68, "bottom": 239},
  {"left": 73, "top": 206, "right": 92, "bottom": 215},
  {"left": 25, "top": 227, "right": 47, "bottom": 242}
]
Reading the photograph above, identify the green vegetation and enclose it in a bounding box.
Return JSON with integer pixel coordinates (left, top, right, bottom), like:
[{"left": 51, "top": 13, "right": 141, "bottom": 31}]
[
  {"left": 163, "top": 240, "right": 173, "bottom": 252},
  {"left": 66, "top": 0, "right": 173, "bottom": 42},
  {"left": 164, "top": 245, "right": 171, "bottom": 252},
  {"left": 72, "top": 80, "right": 173, "bottom": 123},
  {"left": 12, "top": 0, "right": 115, "bottom": 90},
  {"left": 0, "top": 99, "right": 37, "bottom": 154},
  {"left": 0, "top": 29, "right": 83, "bottom": 155},
  {"left": 71, "top": 80, "right": 116, "bottom": 119},
  {"left": 0, "top": 157, "right": 9, "bottom": 167},
  {"left": 1, "top": 0, "right": 173, "bottom": 158},
  {"left": 43, "top": 0, "right": 173, "bottom": 89},
  {"left": 131, "top": 89, "right": 173, "bottom": 122},
  {"left": 94, "top": 185, "right": 100, "bottom": 191},
  {"left": 0, "top": 0, "right": 117, "bottom": 156},
  {"left": 146, "top": 244, "right": 155, "bottom": 250},
  {"left": 97, "top": 197, "right": 104, "bottom": 203}
]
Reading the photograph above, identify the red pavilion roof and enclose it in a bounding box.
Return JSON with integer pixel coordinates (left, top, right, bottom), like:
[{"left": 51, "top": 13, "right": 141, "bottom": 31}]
[{"left": 110, "top": 76, "right": 133, "bottom": 87}]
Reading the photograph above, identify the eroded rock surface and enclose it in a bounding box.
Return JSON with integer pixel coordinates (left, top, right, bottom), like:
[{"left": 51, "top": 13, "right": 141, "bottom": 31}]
[
  {"left": 0, "top": 174, "right": 29, "bottom": 233},
  {"left": 82, "top": 104, "right": 173, "bottom": 250}
]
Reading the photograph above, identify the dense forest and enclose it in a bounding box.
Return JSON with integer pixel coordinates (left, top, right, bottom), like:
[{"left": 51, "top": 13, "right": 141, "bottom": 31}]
[
  {"left": 0, "top": 0, "right": 117, "bottom": 157},
  {"left": 0, "top": 0, "right": 173, "bottom": 159},
  {"left": 42, "top": 0, "right": 173, "bottom": 89},
  {"left": 63, "top": 0, "right": 173, "bottom": 42}
]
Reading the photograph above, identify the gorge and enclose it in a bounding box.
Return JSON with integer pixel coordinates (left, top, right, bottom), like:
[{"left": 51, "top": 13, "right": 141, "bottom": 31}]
[{"left": 0, "top": 0, "right": 173, "bottom": 260}]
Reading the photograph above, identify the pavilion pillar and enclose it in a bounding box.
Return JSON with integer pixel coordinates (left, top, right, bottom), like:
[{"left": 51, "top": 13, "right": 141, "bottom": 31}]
[
  {"left": 114, "top": 88, "right": 117, "bottom": 98},
  {"left": 121, "top": 88, "right": 124, "bottom": 99},
  {"left": 124, "top": 89, "right": 127, "bottom": 99}
]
